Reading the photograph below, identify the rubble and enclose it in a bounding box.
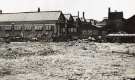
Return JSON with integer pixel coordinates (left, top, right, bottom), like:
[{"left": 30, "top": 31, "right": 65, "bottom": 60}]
[{"left": 0, "top": 41, "right": 134, "bottom": 80}]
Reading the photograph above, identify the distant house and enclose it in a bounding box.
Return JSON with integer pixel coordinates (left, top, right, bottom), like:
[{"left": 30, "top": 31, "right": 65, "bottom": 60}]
[
  {"left": 64, "top": 14, "right": 80, "bottom": 39},
  {"left": 86, "top": 19, "right": 98, "bottom": 36},
  {"left": 79, "top": 12, "right": 89, "bottom": 38},
  {"left": 64, "top": 14, "right": 74, "bottom": 34},
  {"left": 106, "top": 8, "right": 125, "bottom": 33},
  {"left": 0, "top": 9, "right": 66, "bottom": 41},
  {"left": 77, "top": 12, "right": 99, "bottom": 38},
  {"left": 95, "top": 18, "right": 108, "bottom": 36},
  {"left": 73, "top": 16, "right": 82, "bottom": 38},
  {"left": 73, "top": 16, "right": 81, "bottom": 28}
]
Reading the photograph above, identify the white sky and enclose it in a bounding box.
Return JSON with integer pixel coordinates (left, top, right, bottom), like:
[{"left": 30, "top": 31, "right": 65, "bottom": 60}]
[{"left": 0, "top": 0, "right": 134, "bottom": 20}]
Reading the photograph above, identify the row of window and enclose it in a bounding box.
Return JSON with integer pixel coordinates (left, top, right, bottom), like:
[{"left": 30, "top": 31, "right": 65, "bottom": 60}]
[
  {"left": 82, "top": 30, "right": 98, "bottom": 35},
  {"left": 68, "top": 28, "right": 77, "bottom": 32},
  {"left": 0, "top": 24, "right": 55, "bottom": 31},
  {"left": 61, "top": 28, "right": 77, "bottom": 33}
]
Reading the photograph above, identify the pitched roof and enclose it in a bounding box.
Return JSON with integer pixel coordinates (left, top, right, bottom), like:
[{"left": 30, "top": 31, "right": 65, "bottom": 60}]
[
  {"left": 73, "top": 16, "right": 78, "bottom": 21},
  {"left": 127, "top": 15, "right": 135, "bottom": 21},
  {"left": 64, "top": 14, "right": 71, "bottom": 20},
  {"left": 0, "top": 11, "right": 62, "bottom": 22}
]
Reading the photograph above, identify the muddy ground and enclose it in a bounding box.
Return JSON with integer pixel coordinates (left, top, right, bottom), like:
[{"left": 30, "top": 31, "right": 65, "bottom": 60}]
[{"left": 0, "top": 41, "right": 135, "bottom": 80}]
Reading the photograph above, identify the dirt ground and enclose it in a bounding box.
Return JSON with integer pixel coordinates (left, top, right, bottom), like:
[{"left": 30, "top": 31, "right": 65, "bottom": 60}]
[{"left": 0, "top": 41, "right": 135, "bottom": 80}]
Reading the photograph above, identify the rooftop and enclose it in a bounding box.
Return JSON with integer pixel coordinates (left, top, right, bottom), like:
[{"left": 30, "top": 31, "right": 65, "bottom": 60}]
[
  {"left": 73, "top": 16, "right": 79, "bottom": 21},
  {"left": 0, "top": 11, "right": 62, "bottom": 22},
  {"left": 64, "top": 14, "right": 71, "bottom": 20}
]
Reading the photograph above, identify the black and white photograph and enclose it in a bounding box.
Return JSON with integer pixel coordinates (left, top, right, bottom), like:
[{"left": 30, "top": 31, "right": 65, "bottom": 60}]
[{"left": 0, "top": 0, "right": 134, "bottom": 80}]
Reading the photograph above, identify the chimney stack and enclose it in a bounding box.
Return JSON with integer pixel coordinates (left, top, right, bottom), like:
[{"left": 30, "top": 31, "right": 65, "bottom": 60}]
[
  {"left": 0, "top": 10, "right": 2, "bottom": 14},
  {"left": 108, "top": 7, "right": 111, "bottom": 13},
  {"left": 78, "top": 11, "right": 79, "bottom": 17},
  {"left": 83, "top": 12, "right": 85, "bottom": 18},
  {"left": 38, "top": 7, "right": 40, "bottom": 12},
  {"left": 108, "top": 7, "right": 111, "bottom": 19}
]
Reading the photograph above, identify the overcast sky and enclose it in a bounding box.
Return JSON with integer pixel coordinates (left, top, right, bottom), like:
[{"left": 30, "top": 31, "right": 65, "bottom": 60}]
[{"left": 0, "top": 0, "right": 134, "bottom": 20}]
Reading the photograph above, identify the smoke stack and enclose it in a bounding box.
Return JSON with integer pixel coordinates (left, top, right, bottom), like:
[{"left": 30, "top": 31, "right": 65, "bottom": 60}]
[
  {"left": 108, "top": 7, "right": 111, "bottom": 13},
  {"left": 38, "top": 8, "right": 40, "bottom": 12},
  {"left": 78, "top": 11, "right": 79, "bottom": 17},
  {"left": 108, "top": 7, "right": 111, "bottom": 19},
  {"left": 83, "top": 12, "right": 85, "bottom": 18},
  {"left": 0, "top": 10, "right": 2, "bottom": 14}
]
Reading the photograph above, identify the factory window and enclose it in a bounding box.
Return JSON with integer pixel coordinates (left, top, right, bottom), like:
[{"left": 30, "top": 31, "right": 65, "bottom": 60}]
[
  {"left": 45, "top": 24, "right": 55, "bottom": 31},
  {"left": 14, "top": 25, "right": 22, "bottom": 30},
  {"left": 68, "top": 28, "right": 74, "bottom": 32},
  {"left": 4, "top": 25, "right": 12, "bottom": 31},
  {"left": 51, "top": 25, "right": 54, "bottom": 30},
  {"left": 46, "top": 25, "right": 51, "bottom": 30},
  {"left": 34, "top": 26, "right": 43, "bottom": 31},
  {"left": 45, "top": 25, "right": 53, "bottom": 31},
  {"left": 24, "top": 24, "right": 32, "bottom": 30}
]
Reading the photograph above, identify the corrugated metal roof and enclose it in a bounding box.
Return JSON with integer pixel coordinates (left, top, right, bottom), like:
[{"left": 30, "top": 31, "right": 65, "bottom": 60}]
[{"left": 0, "top": 11, "right": 62, "bottom": 22}]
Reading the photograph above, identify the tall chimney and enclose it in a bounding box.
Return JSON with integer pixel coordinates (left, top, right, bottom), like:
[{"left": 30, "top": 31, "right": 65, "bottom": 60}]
[
  {"left": 0, "top": 10, "right": 2, "bottom": 14},
  {"left": 108, "top": 7, "right": 111, "bottom": 13},
  {"left": 38, "top": 7, "right": 40, "bottom": 12},
  {"left": 108, "top": 7, "right": 111, "bottom": 19},
  {"left": 83, "top": 12, "right": 85, "bottom": 18},
  {"left": 78, "top": 11, "right": 79, "bottom": 17}
]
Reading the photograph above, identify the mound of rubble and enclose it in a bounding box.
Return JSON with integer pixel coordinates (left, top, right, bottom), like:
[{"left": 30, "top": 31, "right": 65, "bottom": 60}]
[{"left": 0, "top": 42, "right": 62, "bottom": 59}]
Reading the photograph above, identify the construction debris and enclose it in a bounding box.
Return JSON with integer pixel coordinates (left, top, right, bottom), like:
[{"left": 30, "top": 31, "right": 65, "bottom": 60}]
[{"left": 0, "top": 41, "right": 134, "bottom": 80}]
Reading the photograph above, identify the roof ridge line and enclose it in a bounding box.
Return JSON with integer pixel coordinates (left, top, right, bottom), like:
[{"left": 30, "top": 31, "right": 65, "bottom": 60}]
[{"left": 0, "top": 10, "right": 62, "bottom": 14}]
